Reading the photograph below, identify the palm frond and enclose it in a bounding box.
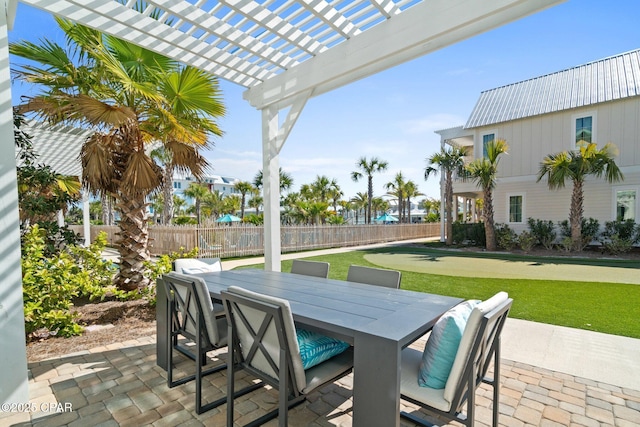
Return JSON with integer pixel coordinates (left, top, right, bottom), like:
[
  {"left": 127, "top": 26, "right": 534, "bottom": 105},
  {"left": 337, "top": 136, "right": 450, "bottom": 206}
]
[{"left": 121, "top": 151, "right": 163, "bottom": 195}]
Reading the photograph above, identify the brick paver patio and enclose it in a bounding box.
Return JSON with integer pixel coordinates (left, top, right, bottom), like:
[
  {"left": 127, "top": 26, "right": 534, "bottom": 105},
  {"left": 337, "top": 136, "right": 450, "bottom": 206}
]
[{"left": 2, "top": 334, "right": 639, "bottom": 427}]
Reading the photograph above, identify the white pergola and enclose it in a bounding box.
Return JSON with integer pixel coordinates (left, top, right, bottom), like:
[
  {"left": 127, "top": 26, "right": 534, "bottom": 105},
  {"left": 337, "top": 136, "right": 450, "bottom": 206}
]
[{"left": 0, "top": 0, "right": 564, "bottom": 417}]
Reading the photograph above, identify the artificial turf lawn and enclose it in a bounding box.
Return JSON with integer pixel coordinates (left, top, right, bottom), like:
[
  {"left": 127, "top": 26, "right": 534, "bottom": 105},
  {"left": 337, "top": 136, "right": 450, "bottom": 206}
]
[{"left": 239, "top": 247, "right": 640, "bottom": 339}]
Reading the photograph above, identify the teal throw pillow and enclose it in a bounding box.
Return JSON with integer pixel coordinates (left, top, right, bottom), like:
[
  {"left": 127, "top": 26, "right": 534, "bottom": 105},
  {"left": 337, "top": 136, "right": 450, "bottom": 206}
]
[
  {"left": 296, "top": 329, "right": 350, "bottom": 370},
  {"left": 418, "top": 300, "right": 480, "bottom": 389}
]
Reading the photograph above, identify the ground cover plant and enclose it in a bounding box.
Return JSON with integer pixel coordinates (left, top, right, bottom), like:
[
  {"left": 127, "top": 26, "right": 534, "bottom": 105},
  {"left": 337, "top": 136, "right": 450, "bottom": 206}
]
[{"left": 240, "top": 246, "right": 640, "bottom": 339}]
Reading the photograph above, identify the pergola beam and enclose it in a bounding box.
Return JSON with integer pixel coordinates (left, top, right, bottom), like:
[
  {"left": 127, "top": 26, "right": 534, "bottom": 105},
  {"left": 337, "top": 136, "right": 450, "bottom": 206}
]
[{"left": 244, "top": 0, "right": 564, "bottom": 109}]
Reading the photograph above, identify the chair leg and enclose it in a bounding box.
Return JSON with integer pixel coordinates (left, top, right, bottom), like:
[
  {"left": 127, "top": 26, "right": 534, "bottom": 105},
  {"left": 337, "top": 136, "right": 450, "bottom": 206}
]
[{"left": 493, "top": 337, "right": 501, "bottom": 427}]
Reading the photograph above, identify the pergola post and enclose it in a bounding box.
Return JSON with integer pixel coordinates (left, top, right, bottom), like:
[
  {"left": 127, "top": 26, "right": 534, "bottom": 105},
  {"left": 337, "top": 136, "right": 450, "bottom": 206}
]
[
  {"left": 0, "top": 1, "right": 29, "bottom": 404},
  {"left": 260, "top": 93, "right": 311, "bottom": 271},
  {"left": 262, "top": 105, "right": 281, "bottom": 272},
  {"left": 82, "top": 191, "right": 91, "bottom": 246}
]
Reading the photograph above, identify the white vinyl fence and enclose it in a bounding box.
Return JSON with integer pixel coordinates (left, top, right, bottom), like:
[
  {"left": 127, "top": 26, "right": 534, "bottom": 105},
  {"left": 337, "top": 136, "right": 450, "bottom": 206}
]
[{"left": 70, "top": 223, "right": 440, "bottom": 258}]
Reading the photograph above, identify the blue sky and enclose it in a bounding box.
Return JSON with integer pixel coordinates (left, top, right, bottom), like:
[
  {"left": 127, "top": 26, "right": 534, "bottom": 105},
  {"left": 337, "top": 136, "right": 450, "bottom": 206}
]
[{"left": 9, "top": 1, "right": 640, "bottom": 203}]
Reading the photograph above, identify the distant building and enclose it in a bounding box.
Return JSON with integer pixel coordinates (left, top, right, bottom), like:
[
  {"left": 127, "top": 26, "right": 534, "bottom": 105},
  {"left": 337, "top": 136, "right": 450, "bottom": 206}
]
[{"left": 173, "top": 173, "right": 242, "bottom": 205}]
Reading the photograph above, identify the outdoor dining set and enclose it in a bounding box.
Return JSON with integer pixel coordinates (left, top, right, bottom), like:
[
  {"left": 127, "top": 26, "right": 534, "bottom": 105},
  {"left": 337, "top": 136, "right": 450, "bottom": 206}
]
[{"left": 155, "top": 258, "right": 512, "bottom": 427}]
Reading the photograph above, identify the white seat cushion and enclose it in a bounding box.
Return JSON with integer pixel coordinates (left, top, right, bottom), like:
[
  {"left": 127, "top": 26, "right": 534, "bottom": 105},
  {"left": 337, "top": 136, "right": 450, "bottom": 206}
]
[
  {"left": 175, "top": 258, "right": 222, "bottom": 274},
  {"left": 401, "top": 348, "right": 451, "bottom": 412}
]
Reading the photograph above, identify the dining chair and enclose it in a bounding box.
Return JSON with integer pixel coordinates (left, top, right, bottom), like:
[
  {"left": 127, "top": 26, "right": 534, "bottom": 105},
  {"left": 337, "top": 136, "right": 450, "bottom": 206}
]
[
  {"left": 174, "top": 257, "right": 222, "bottom": 274},
  {"left": 159, "top": 272, "right": 260, "bottom": 414},
  {"left": 346, "top": 265, "right": 401, "bottom": 289},
  {"left": 290, "top": 259, "right": 330, "bottom": 278},
  {"left": 221, "top": 286, "right": 353, "bottom": 427},
  {"left": 399, "top": 292, "right": 513, "bottom": 427},
  {"left": 174, "top": 258, "right": 225, "bottom": 316}
]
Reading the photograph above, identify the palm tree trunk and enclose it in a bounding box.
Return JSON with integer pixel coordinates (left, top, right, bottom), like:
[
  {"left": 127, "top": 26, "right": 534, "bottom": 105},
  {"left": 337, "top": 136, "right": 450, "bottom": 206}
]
[
  {"left": 162, "top": 166, "right": 173, "bottom": 225},
  {"left": 483, "top": 188, "right": 496, "bottom": 251},
  {"left": 114, "top": 193, "right": 151, "bottom": 291},
  {"left": 445, "top": 171, "right": 453, "bottom": 245},
  {"left": 570, "top": 180, "right": 584, "bottom": 251},
  {"left": 367, "top": 177, "right": 373, "bottom": 224}
]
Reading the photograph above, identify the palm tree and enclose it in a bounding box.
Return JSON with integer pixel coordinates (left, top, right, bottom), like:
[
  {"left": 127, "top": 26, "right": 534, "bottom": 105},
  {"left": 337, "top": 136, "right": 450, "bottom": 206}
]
[
  {"left": 404, "top": 180, "right": 423, "bottom": 224},
  {"left": 11, "top": 20, "right": 225, "bottom": 290},
  {"left": 248, "top": 188, "right": 263, "bottom": 215},
  {"left": 351, "top": 157, "right": 388, "bottom": 224},
  {"left": 351, "top": 192, "right": 368, "bottom": 224},
  {"left": 424, "top": 146, "right": 468, "bottom": 245},
  {"left": 150, "top": 147, "right": 175, "bottom": 225},
  {"left": 183, "top": 183, "right": 210, "bottom": 224},
  {"left": 537, "top": 141, "right": 623, "bottom": 251},
  {"left": 201, "top": 190, "right": 225, "bottom": 220},
  {"left": 385, "top": 172, "right": 406, "bottom": 223},
  {"left": 466, "top": 139, "right": 508, "bottom": 251},
  {"left": 253, "top": 167, "right": 294, "bottom": 193},
  {"left": 371, "top": 197, "right": 389, "bottom": 219},
  {"left": 234, "top": 181, "right": 254, "bottom": 219},
  {"left": 173, "top": 194, "right": 186, "bottom": 217},
  {"left": 223, "top": 194, "right": 242, "bottom": 215}
]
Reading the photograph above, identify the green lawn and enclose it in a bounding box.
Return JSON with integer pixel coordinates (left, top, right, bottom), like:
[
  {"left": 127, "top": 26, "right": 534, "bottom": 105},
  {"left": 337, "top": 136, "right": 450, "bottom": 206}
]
[{"left": 238, "top": 247, "right": 640, "bottom": 339}]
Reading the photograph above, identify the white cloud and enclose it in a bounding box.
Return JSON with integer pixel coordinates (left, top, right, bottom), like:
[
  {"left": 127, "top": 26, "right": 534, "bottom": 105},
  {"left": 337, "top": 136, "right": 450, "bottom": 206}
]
[{"left": 401, "top": 113, "right": 466, "bottom": 135}]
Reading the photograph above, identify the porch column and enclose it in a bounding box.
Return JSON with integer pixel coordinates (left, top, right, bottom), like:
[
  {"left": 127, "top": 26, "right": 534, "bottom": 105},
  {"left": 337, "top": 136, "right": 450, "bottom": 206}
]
[{"left": 0, "top": 0, "right": 29, "bottom": 404}]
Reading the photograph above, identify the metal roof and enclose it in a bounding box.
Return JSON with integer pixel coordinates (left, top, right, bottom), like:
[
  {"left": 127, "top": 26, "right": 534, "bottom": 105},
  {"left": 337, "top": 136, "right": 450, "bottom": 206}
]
[{"left": 465, "top": 49, "right": 640, "bottom": 129}]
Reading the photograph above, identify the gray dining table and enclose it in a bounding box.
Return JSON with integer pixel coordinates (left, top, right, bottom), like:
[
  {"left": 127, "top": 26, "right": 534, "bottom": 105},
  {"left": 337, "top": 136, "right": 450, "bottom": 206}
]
[{"left": 156, "top": 269, "right": 463, "bottom": 427}]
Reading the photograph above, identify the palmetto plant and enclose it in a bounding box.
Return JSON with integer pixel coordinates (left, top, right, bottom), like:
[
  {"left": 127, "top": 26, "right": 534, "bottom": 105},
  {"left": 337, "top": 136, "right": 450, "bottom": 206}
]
[
  {"left": 537, "top": 141, "right": 623, "bottom": 251},
  {"left": 466, "top": 139, "right": 508, "bottom": 251},
  {"left": 11, "top": 19, "right": 225, "bottom": 291},
  {"left": 425, "top": 145, "right": 468, "bottom": 245},
  {"left": 183, "top": 183, "right": 210, "bottom": 225}
]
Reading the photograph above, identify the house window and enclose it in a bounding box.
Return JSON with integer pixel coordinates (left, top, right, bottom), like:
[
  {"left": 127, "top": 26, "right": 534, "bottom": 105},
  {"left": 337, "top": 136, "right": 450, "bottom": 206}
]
[
  {"left": 616, "top": 190, "right": 636, "bottom": 221},
  {"left": 482, "top": 133, "right": 495, "bottom": 157},
  {"left": 508, "top": 194, "right": 523, "bottom": 223},
  {"left": 173, "top": 182, "right": 181, "bottom": 189},
  {"left": 575, "top": 116, "right": 592, "bottom": 144}
]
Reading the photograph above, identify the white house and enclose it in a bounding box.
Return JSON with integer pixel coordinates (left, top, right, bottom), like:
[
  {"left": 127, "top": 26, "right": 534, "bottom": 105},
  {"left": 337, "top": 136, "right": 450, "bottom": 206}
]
[
  {"left": 437, "top": 49, "right": 640, "bottom": 236},
  {"left": 173, "top": 173, "right": 243, "bottom": 204}
]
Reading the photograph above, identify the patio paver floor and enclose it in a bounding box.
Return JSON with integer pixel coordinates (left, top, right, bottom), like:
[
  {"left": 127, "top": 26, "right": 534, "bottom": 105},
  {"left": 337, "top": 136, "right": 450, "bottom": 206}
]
[{"left": 2, "top": 333, "right": 639, "bottom": 427}]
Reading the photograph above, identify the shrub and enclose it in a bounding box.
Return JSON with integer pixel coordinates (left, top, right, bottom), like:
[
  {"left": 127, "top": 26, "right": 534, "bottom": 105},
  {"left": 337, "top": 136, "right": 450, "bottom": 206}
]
[
  {"left": 518, "top": 231, "right": 537, "bottom": 253},
  {"left": 600, "top": 220, "right": 638, "bottom": 254},
  {"left": 527, "top": 218, "right": 556, "bottom": 250},
  {"left": 144, "top": 246, "right": 199, "bottom": 306},
  {"left": 451, "top": 222, "right": 485, "bottom": 246},
  {"left": 22, "top": 227, "right": 136, "bottom": 339},
  {"left": 495, "top": 223, "right": 517, "bottom": 251},
  {"left": 558, "top": 218, "right": 600, "bottom": 250}
]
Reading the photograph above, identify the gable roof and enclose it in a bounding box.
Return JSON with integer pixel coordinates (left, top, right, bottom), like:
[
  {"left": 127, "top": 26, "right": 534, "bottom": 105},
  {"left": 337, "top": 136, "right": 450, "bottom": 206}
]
[{"left": 465, "top": 49, "right": 640, "bottom": 129}]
